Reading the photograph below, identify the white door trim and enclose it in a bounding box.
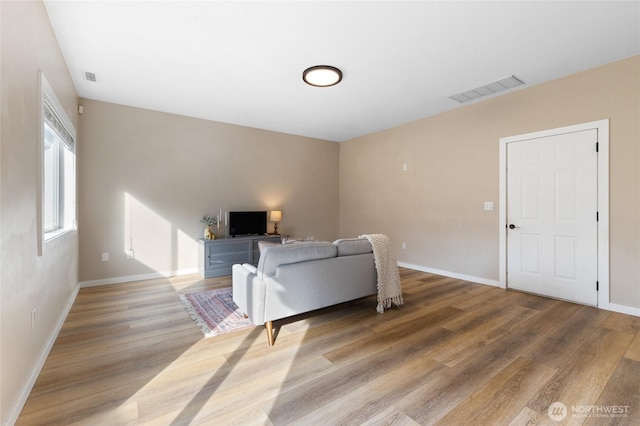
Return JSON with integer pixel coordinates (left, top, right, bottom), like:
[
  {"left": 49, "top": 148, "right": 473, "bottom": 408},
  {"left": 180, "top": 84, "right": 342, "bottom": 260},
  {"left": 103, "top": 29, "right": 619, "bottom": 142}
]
[{"left": 499, "top": 119, "right": 610, "bottom": 309}]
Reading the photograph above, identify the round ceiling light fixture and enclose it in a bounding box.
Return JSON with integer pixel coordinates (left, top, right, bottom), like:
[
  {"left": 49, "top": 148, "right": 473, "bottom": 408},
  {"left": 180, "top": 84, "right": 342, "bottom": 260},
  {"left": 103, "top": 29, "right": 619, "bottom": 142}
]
[{"left": 302, "top": 65, "right": 342, "bottom": 87}]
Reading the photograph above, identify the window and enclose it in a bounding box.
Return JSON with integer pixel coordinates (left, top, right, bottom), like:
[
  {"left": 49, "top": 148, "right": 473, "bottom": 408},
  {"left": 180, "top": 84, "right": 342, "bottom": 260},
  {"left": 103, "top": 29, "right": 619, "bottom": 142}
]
[{"left": 40, "top": 73, "right": 76, "bottom": 250}]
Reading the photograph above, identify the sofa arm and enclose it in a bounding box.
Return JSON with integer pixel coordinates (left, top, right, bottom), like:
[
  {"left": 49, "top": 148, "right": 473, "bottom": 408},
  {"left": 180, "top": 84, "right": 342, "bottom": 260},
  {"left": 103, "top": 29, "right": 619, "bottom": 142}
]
[
  {"left": 232, "top": 263, "right": 266, "bottom": 325},
  {"left": 241, "top": 263, "right": 257, "bottom": 274}
]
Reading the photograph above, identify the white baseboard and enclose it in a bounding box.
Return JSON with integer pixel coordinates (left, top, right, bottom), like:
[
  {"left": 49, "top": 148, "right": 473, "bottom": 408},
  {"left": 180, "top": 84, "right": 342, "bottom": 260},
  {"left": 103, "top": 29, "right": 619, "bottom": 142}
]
[
  {"left": 397, "top": 262, "right": 500, "bottom": 287},
  {"left": 398, "top": 262, "right": 639, "bottom": 318},
  {"left": 79, "top": 268, "right": 199, "bottom": 288},
  {"left": 7, "top": 283, "right": 80, "bottom": 426},
  {"left": 599, "top": 301, "right": 640, "bottom": 317}
]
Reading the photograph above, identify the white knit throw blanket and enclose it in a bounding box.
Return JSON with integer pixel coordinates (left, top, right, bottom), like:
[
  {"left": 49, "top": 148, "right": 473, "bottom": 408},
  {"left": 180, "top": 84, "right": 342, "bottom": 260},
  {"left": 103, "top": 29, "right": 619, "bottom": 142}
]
[{"left": 360, "top": 234, "right": 404, "bottom": 313}]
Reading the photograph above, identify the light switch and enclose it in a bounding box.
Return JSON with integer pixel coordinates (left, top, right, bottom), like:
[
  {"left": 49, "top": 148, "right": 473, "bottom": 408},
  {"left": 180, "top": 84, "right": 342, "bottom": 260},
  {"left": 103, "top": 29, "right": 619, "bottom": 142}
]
[
  {"left": 484, "top": 202, "right": 494, "bottom": 211},
  {"left": 101, "top": 252, "right": 109, "bottom": 261},
  {"left": 402, "top": 163, "right": 408, "bottom": 172}
]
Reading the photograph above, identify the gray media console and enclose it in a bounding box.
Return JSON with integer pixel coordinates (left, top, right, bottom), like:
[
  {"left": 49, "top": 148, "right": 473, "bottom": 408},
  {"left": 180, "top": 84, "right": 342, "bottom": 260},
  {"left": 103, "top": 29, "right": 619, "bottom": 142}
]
[{"left": 198, "top": 235, "right": 282, "bottom": 278}]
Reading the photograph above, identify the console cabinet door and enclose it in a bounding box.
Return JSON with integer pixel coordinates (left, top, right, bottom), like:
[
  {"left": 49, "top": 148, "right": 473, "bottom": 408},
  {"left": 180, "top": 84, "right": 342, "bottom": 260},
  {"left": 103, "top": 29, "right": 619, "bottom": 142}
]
[{"left": 205, "top": 240, "right": 250, "bottom": 276}]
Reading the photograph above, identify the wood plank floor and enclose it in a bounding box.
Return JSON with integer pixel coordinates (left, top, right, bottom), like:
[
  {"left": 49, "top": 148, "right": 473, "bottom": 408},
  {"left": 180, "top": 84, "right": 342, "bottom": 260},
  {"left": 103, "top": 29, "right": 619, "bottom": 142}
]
[{"left": 17, "top": 269, "right": 640, "bottom": 425}]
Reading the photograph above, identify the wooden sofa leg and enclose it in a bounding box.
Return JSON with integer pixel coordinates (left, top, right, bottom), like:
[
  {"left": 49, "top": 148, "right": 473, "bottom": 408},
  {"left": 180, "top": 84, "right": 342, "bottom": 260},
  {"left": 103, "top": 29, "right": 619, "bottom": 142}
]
[{"left": 265, "top": 321, "right": 275, "bottom": 346}]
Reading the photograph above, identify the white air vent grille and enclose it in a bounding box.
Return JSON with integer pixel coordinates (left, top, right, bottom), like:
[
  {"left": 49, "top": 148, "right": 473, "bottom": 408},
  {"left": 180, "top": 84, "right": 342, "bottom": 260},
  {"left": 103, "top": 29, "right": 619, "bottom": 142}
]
[
  {"left": 82, "top": 71, "right": 97, "bottom": 82},
  {"left": 450, "top": 75, "right": 524, "bottom": 103}
]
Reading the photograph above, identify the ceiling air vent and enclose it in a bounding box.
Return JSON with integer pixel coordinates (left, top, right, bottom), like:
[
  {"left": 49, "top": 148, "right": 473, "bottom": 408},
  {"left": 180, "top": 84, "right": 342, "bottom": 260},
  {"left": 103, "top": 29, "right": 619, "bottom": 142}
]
[
  {"left": 82, "top": 71, "right": 97, "bottom": 82},
  {"left": 449, "top": 75, "right": 524, "bottom": 103}
]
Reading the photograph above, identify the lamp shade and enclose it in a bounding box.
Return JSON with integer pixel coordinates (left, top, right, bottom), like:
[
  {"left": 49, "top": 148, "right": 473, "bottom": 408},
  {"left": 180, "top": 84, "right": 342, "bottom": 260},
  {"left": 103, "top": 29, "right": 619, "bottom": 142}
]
[{"left": 270, "top": 210, "right": 282, "bottom": 222}]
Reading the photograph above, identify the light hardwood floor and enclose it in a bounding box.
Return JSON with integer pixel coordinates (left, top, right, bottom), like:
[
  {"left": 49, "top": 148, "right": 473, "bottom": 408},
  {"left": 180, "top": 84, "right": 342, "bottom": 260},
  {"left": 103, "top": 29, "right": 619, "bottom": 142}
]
[{"left": 18, "top": 269, "right": 640, "bottom": 425}]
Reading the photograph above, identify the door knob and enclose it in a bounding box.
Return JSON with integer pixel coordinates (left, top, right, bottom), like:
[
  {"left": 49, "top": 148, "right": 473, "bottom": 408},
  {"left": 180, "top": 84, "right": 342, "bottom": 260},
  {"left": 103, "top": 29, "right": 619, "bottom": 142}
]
[{"left": 508, "top": 224, "right": 520, "bottom": 229}]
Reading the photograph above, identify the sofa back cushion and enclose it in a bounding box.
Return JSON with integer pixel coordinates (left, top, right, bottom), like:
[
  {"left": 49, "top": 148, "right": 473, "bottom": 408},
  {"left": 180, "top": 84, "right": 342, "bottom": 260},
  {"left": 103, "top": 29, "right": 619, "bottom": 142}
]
[
  {"left": 258, "top": 241, "right": 337, "bottom": 278},
  {"left": 333, "top": 237, "right": 372, "bottom": 256},
  {"left": 258, "top": 240, "right": 280, "bottom": 255}
]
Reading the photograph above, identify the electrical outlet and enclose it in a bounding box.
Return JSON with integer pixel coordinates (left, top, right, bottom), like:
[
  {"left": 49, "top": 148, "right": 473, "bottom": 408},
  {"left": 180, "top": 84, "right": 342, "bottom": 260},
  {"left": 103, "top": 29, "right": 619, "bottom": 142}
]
[
  {"left": 402, "top": 242, "right": 407, "bottom": 249},
  {"left": 306, "top": 236, "right": 315, "bottom": 241},
  {"left": 101, "top": 252, "right": 109, "bottom": 262},
  {"left": 484, "top": 201, "right": 494, "bottom": 211},
  {"left": 126, "top": 250, "right": 134, "bottom": 260}
]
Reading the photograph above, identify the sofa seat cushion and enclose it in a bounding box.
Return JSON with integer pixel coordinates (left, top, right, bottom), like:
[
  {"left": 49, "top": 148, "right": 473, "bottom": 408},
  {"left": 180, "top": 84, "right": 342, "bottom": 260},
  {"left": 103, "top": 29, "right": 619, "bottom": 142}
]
[
  {"left": 333, "top": 237, "right": 373, "bottom": 256},
  {"left": 257, "top": 241, "right": 337, "bottom": 278}
]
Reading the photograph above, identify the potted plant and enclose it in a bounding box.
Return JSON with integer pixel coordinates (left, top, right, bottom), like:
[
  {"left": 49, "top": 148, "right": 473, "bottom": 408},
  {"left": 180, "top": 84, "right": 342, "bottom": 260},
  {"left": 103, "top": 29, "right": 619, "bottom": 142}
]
[{"left": 201, "top": 215, "right": 218, "bottom": 240}]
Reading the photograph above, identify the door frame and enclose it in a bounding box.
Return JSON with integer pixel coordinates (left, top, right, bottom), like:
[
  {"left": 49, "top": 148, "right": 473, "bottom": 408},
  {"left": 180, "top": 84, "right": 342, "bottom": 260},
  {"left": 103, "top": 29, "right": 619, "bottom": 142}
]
[{"left": 498, "top": 119, "right": 609, "bottom": 309}]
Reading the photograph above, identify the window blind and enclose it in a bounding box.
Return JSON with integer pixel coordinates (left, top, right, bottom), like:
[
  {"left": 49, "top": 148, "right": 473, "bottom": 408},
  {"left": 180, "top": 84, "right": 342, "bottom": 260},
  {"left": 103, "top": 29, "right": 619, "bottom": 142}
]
[{"left": 44, "top": 100, "right": 74, "bottom": 149}]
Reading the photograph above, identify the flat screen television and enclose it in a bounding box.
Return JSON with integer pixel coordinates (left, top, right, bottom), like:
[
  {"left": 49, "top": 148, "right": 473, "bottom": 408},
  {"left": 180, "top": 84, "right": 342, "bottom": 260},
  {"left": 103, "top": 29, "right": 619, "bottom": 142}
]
[{"left": 229, "top": 211, "right": 267, "bottom": 237}]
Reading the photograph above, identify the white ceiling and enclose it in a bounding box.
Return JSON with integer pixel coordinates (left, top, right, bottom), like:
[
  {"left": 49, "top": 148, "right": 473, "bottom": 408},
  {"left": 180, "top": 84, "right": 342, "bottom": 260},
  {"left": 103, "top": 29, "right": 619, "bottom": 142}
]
[{"left": 43, "top": 1, "right": 640, "bottom": 142}]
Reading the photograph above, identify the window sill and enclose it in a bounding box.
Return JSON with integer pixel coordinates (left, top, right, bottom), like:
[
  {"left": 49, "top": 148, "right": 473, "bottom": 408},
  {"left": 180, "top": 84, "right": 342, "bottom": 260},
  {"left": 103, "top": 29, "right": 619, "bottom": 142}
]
[
  {"left": 45, "top": 227, "right": 72, "bottom": 241},
  {"left": 43, "top": 227, "right": 77, "bottom": 254}
]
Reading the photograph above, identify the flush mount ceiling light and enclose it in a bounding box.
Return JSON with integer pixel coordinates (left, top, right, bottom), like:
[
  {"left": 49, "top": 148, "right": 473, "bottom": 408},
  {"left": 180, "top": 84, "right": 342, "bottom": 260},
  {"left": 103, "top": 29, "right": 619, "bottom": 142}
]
[{"left": 303, "top": 65, "right": 342, "bottom": 87}]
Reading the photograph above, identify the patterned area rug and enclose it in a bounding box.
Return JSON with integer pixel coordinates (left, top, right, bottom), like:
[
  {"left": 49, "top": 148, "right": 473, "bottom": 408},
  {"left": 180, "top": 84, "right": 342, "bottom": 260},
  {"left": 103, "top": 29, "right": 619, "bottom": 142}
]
[{"left": 180, "top": 287, "right": 254, "bottom": 337}]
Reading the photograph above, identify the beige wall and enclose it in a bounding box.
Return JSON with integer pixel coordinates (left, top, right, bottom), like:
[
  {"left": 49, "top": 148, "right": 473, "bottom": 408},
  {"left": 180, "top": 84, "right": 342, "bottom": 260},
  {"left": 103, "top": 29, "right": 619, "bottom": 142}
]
[
  {"left": 340, "top": 56, "right": 640, "bottom": 309},
  {"left": 0, "top": 1, "right": 79, "bottom": 423},
  {"left": 77, "top": 99, "right": 339, "bottom": 283}
]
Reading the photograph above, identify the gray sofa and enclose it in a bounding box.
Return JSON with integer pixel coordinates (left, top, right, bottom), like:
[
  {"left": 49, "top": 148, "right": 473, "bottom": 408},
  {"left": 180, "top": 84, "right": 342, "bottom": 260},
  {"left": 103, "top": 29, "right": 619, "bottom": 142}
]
[{"left": 232, "top": 238, "right": 378, "bottom": 345}]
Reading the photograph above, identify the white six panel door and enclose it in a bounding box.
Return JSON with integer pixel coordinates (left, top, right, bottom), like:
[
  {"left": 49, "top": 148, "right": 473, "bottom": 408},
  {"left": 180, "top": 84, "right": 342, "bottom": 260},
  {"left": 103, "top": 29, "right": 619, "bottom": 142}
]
[{"left": 507, "top": 129, "right": 598, "bottom": 305}]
